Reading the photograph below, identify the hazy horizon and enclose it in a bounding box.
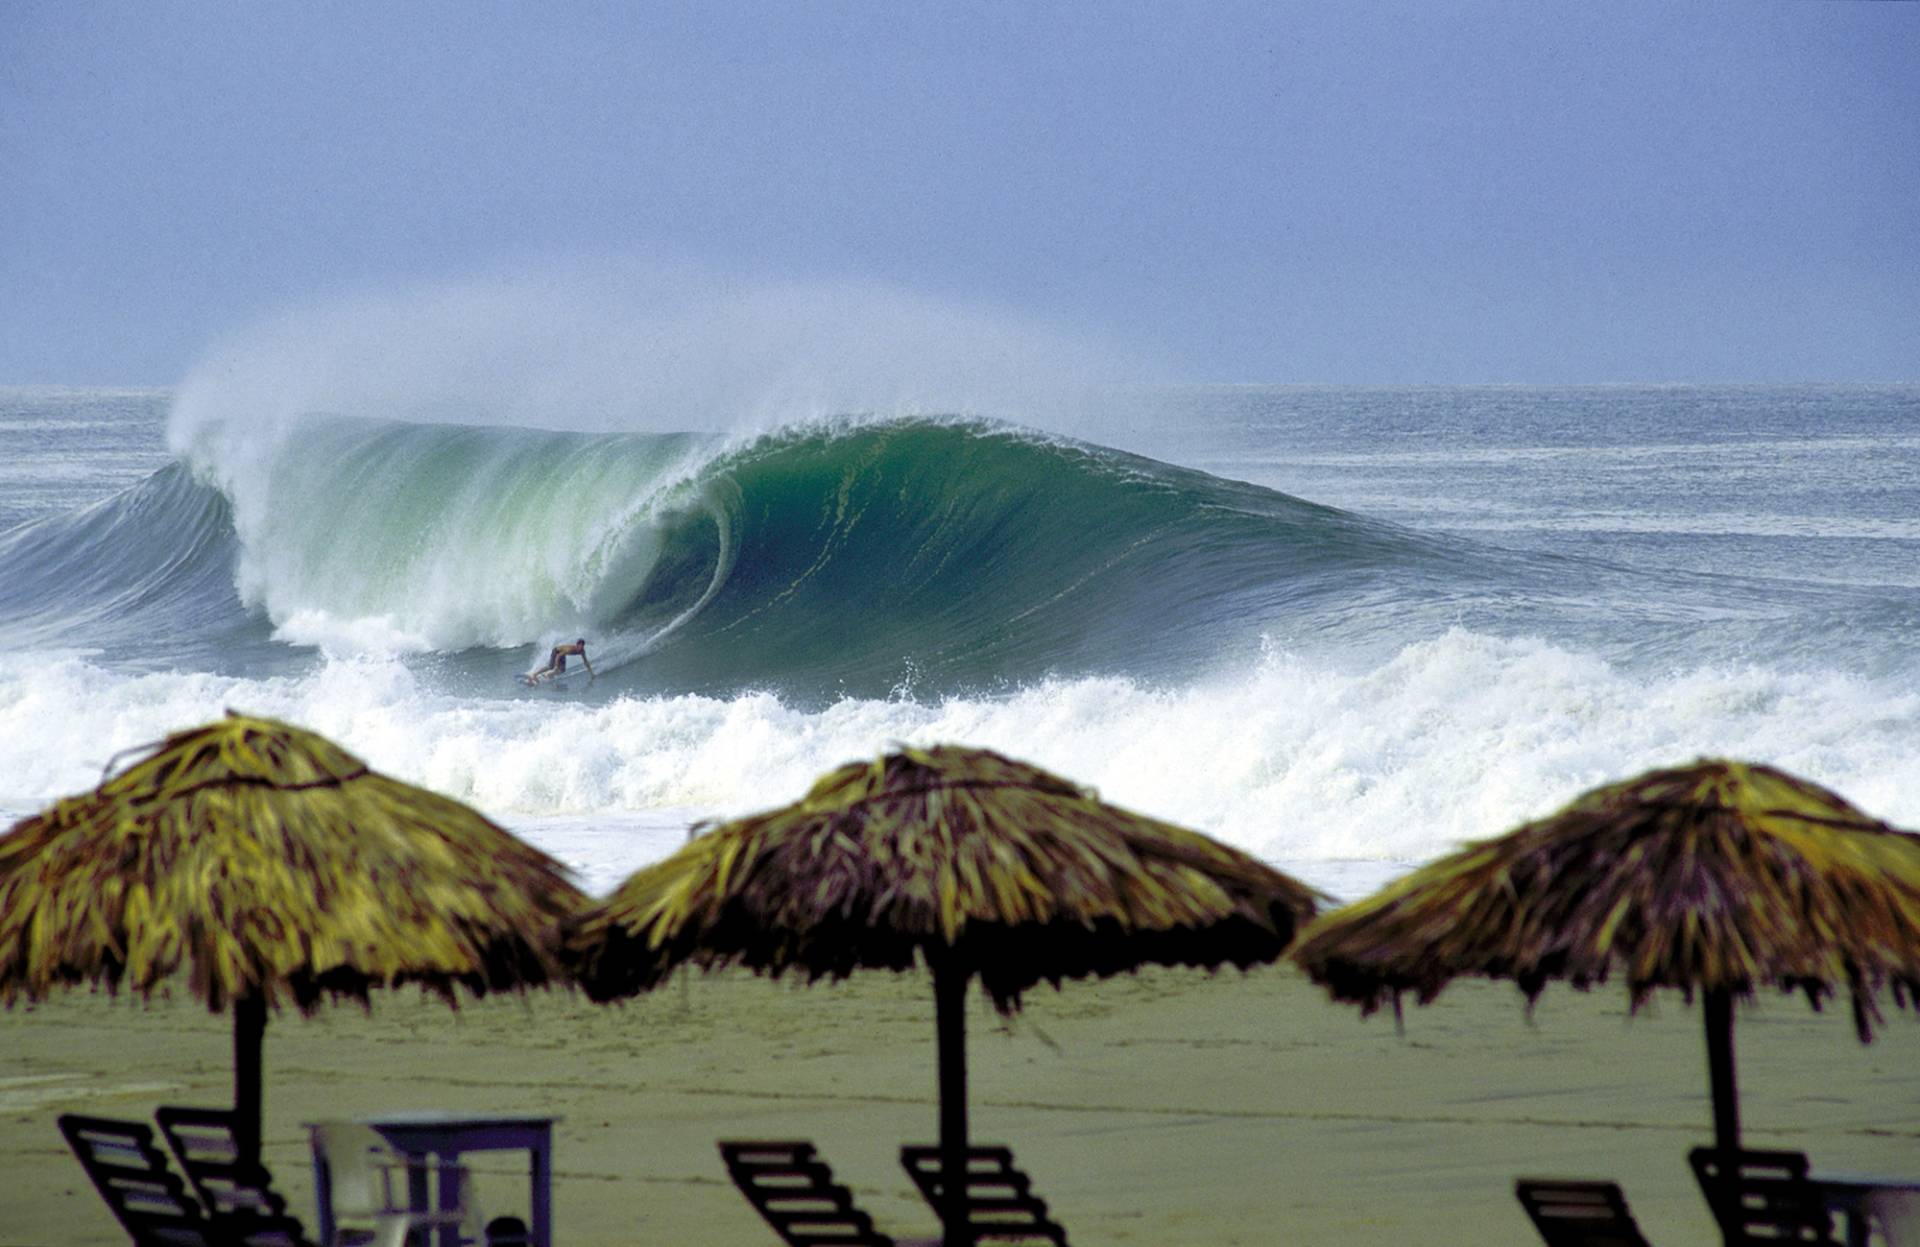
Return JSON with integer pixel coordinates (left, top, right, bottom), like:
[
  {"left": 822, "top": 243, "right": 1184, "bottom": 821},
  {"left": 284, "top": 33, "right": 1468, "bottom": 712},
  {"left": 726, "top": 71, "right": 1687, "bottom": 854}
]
[{"left": 4, "top": 2, "right": 1916, "bottom": 389}]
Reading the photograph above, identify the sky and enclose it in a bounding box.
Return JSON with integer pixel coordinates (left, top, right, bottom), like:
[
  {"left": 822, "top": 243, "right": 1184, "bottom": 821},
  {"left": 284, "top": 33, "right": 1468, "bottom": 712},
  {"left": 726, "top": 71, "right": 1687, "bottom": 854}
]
[{"left": 2, "top": 1, "right": 1917, "bottom": 386}]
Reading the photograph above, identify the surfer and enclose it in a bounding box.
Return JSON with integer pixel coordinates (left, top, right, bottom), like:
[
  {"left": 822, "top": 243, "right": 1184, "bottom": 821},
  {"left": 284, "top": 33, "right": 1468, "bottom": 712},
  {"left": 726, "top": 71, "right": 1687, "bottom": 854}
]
[{"left": 524, "top": 638, "right": 594, "bottom": 686}]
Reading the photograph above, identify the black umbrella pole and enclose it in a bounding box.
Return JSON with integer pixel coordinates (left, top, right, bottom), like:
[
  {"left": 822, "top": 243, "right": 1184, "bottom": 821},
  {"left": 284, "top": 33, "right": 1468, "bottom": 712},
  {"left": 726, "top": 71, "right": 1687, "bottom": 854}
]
[
  {"left": 233, "top": 993, "right": 267, "bottom": 1168},
  {"left": 1703, "top": 988, "right": 1740, "bottom": 1154},
  {"left": 933, "top": 961, "right": 970, "bottom": 1247}
]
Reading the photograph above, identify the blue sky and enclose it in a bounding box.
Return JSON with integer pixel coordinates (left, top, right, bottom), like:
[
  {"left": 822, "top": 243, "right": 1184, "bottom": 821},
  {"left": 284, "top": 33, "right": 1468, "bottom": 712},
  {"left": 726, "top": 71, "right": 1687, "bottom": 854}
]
[{"left": 3, "top": 2, "right": 1916, "bottom": 385}]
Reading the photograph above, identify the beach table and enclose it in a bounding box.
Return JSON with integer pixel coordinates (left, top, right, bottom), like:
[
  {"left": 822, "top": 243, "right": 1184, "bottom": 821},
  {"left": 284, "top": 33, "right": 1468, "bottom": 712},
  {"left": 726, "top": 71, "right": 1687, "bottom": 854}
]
[
  {"left": 306, "top": 1111, "right": 559, "bottom": 1247},
  {"left": 1813, "top": 1174, "right": 1920, "bottom": 1247}
]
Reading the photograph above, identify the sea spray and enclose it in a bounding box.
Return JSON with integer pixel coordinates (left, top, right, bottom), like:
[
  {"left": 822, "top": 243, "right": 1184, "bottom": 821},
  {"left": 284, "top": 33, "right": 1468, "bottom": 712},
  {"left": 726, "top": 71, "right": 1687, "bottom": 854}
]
[{"left": 164, "top": 265, "right": 1137, "bottom": 445}]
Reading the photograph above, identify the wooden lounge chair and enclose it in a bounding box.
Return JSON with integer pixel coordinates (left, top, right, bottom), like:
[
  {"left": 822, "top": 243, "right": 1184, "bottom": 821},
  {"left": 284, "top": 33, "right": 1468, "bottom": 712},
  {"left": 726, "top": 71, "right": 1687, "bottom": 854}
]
[
  {"left": 1514, "top": 1178, "right": 1654, "bottom": 1247},
  {"left": 57, "top": 1113, "right": 309, "bottom": 1247},
  {"left": 1688, "top": 1147, "right": 1843, "bottom": 1246},
  {"left": 155, "top": 1106, "right": 299, "bottom": 1224},
  {"left": 718, "top": 1140, "right": 918, "bottom": 1247},
  {"left": 899, "top": 1144, "right": 1069, "bottom": 1245}
]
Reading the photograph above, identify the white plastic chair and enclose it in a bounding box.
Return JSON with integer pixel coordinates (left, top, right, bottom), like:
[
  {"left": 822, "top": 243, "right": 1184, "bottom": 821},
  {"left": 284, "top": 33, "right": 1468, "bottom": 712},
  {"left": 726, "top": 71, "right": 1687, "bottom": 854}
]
[{"left": 313, "top": 1121, "right": 482, "bottom": 1247}]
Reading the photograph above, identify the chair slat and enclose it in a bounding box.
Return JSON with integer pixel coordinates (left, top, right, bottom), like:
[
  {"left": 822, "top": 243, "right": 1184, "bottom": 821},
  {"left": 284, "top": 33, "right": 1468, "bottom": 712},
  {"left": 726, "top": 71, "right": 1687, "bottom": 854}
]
[
  {"left": 900, "top": 1144, "right": 1070, "bottom": 1246},
  {"left": 1689, "top": 1147, "right": 1842, "bottom": 1246},
  {"left": 1515, "top": 1178, "right": 1654, "bottom": 1247},
  {"left": 58, "top": 1114, "right": 223, "bottom": 1247},
  {"left": 719, "top": 1140, "right": 896, "bottom": 1247},
  {"left": 154, "top": 1106, "right": 297, "bottom": 1223}
]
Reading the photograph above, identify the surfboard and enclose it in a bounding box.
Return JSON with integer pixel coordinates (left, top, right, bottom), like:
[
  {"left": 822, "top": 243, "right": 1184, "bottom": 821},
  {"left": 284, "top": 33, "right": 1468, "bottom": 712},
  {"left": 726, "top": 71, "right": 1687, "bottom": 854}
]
[{"left": 518, "top": 661, "right": 593, "bottom": 687}]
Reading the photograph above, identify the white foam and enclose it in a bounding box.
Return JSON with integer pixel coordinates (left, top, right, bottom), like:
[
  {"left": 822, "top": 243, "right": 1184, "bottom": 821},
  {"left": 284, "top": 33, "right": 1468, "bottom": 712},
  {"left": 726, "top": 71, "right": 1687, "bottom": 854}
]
[
  {"left": 272, "top": 609, "right": 439, "bottom": 656},
  {"left": 4, "top": 631, "right": 1917, "bottom": 889}
]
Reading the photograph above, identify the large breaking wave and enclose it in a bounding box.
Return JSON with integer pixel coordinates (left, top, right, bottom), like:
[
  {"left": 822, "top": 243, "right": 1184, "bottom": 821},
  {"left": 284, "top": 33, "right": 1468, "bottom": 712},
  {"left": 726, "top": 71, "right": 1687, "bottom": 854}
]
[{"left": 5, "top": 412, "right": 1482, "bottom": 695}]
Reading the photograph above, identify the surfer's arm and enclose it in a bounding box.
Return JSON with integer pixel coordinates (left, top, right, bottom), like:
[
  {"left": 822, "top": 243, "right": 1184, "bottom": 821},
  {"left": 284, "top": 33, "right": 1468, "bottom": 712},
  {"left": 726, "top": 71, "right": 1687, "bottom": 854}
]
[{"left": 582, "top": 654, "right": 595, "bottom": 679}]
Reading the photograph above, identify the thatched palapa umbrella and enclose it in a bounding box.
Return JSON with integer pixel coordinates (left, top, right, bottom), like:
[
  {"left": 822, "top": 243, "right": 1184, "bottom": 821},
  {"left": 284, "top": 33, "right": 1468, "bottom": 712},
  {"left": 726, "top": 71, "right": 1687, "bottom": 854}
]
[
  {"left": 0, "top": 712, "right": 587, "bottom": 1167},
  {"left": 571, "top": 743, "right": 1322, "bottom": 1247},
  {"left": 1291, "top": 758, "right": 1920, "bottom": 1157}
]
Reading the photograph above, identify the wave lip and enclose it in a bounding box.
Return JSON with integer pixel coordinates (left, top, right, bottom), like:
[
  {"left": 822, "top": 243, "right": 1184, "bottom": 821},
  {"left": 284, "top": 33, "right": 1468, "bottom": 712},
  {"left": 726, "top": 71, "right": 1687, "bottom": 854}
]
[{"left": 170, "top": 413, "right": 728, "bottom": 658}]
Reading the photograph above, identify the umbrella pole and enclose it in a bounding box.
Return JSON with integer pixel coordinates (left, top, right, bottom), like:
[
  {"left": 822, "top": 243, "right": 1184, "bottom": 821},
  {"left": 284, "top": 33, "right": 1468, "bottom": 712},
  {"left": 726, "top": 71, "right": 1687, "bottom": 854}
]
[
  {"left": 233, "top": 993, "right": 266, "bottom": 1168},
  {"left": 1703, "top": 987, "right": 1740, "bottom": 1154},
  {"left": 933, "top": 959, "right": 970, "bottom": 1247}
]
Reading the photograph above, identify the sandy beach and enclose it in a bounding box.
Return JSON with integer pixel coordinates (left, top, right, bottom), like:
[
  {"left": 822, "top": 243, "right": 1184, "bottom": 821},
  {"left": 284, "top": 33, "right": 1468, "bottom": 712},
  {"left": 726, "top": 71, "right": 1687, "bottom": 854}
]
[{"left": 3, "top": 963, "right": 1914, "bottom": 1247}]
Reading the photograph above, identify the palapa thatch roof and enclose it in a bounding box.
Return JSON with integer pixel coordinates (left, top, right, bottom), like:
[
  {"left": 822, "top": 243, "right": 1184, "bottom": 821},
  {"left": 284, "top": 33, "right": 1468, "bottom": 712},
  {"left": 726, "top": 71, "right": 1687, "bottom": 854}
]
[
  {"left": 0, "top": 712, "right": 588, "bottom": 1014},
  {"left": 572, "top": 743, "right": 1323, "bottom": 1010},
  {"left": 1292, "top": 758, "right": 1920, "bottom": 1039}
]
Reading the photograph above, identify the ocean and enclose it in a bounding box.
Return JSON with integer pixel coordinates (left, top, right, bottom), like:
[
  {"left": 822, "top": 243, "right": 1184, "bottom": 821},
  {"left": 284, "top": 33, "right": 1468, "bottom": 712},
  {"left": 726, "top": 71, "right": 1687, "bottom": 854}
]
[{"left": 3, "top": 382, "right": 1917, "bottom": 899}]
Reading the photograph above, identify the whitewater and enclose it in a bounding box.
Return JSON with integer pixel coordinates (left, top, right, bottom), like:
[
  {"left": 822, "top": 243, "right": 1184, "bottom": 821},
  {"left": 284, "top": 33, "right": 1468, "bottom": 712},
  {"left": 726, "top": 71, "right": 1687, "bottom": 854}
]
[{"left": 5, "top": 381, "right": 1918, "bottom": 900}]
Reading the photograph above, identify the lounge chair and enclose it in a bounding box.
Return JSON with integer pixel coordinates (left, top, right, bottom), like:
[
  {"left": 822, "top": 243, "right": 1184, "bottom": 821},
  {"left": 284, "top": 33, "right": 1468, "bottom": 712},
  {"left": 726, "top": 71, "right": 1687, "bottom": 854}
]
[
  {"left": 899, "top": 1144, "right": 1069, "bottom": 1245},
  {"left": 1514, "top": 1178, "right": 1654, "bottom": 1247},
  {"left": 57, "top": 1113, "right": 309, "bottom": 1247},
  {"left": 1688, "top": 1147, "right": 1843, "bottom": 1246},
  {"left": 155, "top": 1106, "right": 298, "bottom": 1224},
  {"left": 310, "top": 1121, "right": 480, "bottom": 1247},
  {"left": 718, "top": 1140, "right": 927, "bottom": 1247}
]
